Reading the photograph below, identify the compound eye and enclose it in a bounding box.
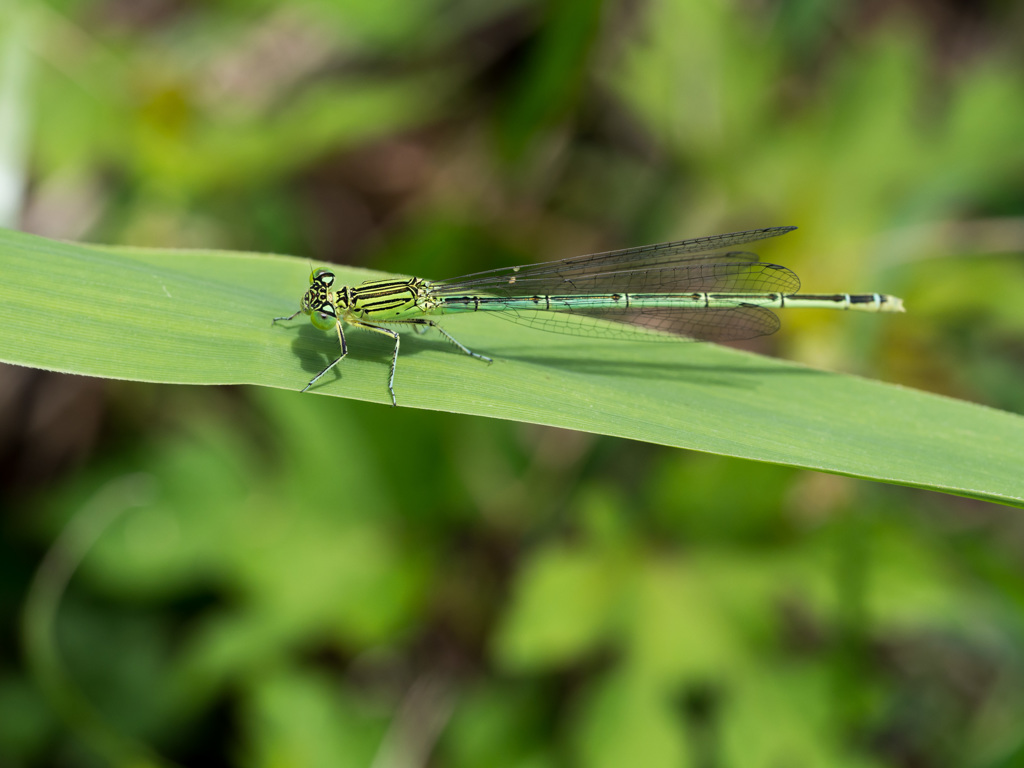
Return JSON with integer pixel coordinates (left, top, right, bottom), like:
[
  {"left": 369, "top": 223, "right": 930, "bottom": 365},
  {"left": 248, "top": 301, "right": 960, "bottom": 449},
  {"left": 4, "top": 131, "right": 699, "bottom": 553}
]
[
  {"left": 310, "top": 303, "right": 337, "bottom": 330},
  {"left": 313, "top": 270, "right": 335, "bottom": 287}
]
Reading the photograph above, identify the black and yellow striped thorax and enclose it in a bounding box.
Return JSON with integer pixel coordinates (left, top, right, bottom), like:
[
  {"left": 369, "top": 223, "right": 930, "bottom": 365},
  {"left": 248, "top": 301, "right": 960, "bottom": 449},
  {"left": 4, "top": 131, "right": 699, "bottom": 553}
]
[{"left": 341, "top": 277, "right": 437, "bottom": 320}]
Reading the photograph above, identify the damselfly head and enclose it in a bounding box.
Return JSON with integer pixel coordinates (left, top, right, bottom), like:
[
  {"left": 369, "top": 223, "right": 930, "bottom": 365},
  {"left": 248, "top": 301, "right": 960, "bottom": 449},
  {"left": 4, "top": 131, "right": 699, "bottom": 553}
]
[{"left": 301, "top": 270, "right": 335, "bottom": 316}]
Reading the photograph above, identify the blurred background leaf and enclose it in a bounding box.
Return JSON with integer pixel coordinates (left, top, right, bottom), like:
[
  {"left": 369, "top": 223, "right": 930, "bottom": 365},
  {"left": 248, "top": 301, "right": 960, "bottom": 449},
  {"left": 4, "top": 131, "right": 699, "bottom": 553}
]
[{"left": 2, "top": 0, "right": 1024, "bottom": 767}]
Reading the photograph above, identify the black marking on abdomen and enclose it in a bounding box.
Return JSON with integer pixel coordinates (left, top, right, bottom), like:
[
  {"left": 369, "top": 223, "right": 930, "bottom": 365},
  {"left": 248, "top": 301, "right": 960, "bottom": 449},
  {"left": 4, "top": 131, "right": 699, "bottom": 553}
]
[{"left": 798, "top": 293, "right": 846, "bottom": 302}]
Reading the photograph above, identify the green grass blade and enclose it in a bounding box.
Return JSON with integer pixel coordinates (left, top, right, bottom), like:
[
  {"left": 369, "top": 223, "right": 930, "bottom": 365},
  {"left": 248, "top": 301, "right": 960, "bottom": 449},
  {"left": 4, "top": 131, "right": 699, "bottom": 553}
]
[{"left": 1, "top": 227, "right": 1022, "bottom": 507}]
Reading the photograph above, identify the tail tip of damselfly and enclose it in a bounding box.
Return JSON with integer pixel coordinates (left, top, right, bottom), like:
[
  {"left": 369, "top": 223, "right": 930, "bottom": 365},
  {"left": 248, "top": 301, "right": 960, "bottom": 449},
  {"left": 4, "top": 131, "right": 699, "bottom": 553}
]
[{"left": 888, "top": 296, "right": 906, "bottom": 313}]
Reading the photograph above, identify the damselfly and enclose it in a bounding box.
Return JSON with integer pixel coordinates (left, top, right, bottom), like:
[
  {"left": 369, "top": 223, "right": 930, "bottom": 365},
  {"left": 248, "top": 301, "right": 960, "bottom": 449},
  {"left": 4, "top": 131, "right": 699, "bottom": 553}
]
[{"left": 273, "top": 226, "right": 904, "bottom": 405}]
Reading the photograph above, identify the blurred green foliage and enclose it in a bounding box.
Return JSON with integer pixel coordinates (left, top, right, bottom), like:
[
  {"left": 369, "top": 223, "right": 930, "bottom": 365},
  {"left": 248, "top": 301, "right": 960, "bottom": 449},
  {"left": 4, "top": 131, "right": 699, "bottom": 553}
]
[{"left": 2, "top": 0, "right": 1024, "bottom": 766}]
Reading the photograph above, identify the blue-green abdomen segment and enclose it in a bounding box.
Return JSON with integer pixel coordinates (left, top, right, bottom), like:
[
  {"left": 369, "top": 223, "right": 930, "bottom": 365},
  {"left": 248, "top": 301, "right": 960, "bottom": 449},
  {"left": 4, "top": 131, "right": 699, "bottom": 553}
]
[{"left": 435, "top": 292, "right": 904, "bottom": 314}]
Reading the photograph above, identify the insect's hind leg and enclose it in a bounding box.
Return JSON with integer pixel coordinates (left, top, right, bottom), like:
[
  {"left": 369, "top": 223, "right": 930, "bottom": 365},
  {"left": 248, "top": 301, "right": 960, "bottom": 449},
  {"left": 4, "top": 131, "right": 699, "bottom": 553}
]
[
  {"left": 354, "top": 318, "right": 491, "bottom": 406},
  {"left": 404, "top": 318, "right": 492, "bottom": 364}
]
